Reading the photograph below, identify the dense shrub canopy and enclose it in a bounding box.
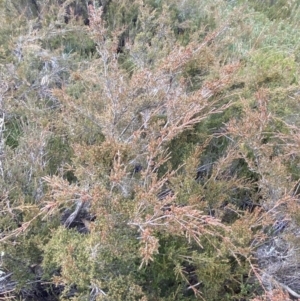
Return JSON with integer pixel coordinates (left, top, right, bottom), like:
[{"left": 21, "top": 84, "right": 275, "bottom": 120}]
[{"left": 1, "top": 0, "right": 300, "bottom": 300}]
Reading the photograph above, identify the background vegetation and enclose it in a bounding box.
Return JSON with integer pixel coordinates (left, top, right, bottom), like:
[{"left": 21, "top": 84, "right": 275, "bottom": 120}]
[{"left": 1, "top": 0, "right": 300, "bottom": 300}]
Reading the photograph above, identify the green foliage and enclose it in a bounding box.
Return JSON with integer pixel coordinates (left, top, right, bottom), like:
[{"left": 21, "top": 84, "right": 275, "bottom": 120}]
[
  {"left": 2, "top": 0, "right": 300, "bottom": 300},
  {"left": 245, "top": 0, "right": 299, "bottom": 21},
  {"left": 43, "top": 28, "right": 96, "bottom": 57},
  {"left": 42, "top": 227, "right": 92, "bottom": 290},
  {"left": 268, "top": 87, "right": 300, "bottom": 125},
  {"left": 248, "top": 49, "right": 296, "bottom": 86},
  {"left": 4, "top": 116, "right": 23, "bottom": 148}
]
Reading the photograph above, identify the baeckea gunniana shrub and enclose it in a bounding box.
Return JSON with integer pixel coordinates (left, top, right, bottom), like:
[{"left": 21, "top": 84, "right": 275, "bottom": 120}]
[{"left": 1, "top": 0, "right": 300, "bottom": 300}]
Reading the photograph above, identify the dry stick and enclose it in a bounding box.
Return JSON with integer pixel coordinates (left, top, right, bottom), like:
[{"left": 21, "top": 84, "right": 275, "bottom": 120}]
[
  {"left": 64, "top": 200, "right": 83, "bottom": 227},
  {"left": 270, "top": 276, "right": 300, "bottom": 299},
  {"left": 279, "top": 283, "right": 300, "bottom": 299}
]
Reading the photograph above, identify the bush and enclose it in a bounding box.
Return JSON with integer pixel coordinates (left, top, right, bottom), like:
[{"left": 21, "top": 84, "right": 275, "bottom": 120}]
[{"left": 1, "top": 0, "right": 300, "bottom": 300}]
